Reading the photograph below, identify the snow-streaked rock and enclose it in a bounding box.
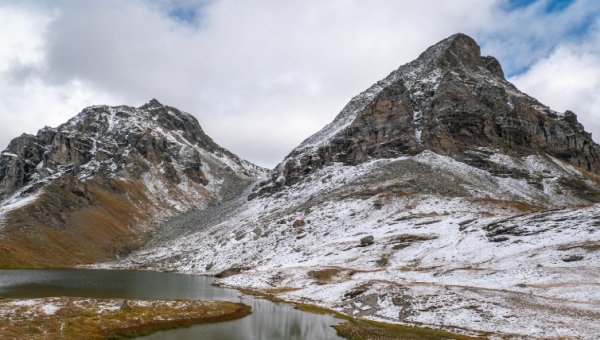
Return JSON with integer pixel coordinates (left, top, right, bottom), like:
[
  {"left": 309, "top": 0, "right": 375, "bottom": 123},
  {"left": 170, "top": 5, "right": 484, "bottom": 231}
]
[
  {"left": 0, "top": 98, "right": 266, "bottom": 209},
  {"left": 251, "top": 33, "right": 600, "bottom": 202}
]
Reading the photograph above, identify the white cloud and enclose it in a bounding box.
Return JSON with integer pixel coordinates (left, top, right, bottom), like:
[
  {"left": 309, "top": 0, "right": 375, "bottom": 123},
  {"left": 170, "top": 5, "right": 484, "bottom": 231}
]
[
  {"left": 511, "top": 25, "right": 600, "bottom": 141},
  {"left": 477, "top": 0, "right": 600, "bottom": 75},
  {"left": 1, "top": 0, "right": 600, "bottom": 167},
  {"left": 0, "top": 5, "right": 48, "bottom": 72},
  {"left": 0, "top": 3, "right": 117, "bottom": 147}
]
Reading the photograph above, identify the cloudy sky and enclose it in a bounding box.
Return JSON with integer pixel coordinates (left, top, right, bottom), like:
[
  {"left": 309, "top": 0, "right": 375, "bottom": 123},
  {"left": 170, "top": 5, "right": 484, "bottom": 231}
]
[{"left": 1, "top": 0, "right": 600, "bottom": 168}]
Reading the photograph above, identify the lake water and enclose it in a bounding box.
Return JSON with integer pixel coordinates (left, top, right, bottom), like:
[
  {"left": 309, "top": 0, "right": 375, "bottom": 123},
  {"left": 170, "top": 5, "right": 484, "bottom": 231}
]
[{"left": 0, "top": 269, "right": 345, "bottom": 340}]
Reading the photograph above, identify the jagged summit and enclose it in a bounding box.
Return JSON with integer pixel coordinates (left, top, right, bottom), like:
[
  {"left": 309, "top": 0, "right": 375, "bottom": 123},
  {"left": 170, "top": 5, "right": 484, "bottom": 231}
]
[
  {"left": 412, "top": 33, "right": 504, "bottom": 79},
  {"left": 140, "top": 98, "right": 164, "bottom": 108},
  {"left": 1, "top": 100, "right": 265, "bottom": 203},
  {"left": 252, "top": 33, "right": 600, "bottom": 205},
  {"left": 431, "top": 33, "right": 501, "bottom": 75}
]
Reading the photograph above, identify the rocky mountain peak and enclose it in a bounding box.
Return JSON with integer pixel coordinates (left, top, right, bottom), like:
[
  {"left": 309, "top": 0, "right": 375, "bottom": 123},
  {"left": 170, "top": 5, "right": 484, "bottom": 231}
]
[
  {"left": 1, "top": 100, "right": 266, "bottom": 204},
  {"left": 0, "top": 99, "right": 267, "bottom": 267},
  {"left": 428, "top": 33, "right": 481, "bottom": 70},
  {"left": 114, "top": 35, "right": 600, "bottom": 340},
  {"left": 410, "top": 33, "right": 503, "bottom": 79},
  {"left": 251, "top": 33, "right": 600, "bottom": 206},
  {"left": 481, "top": 55, "right": 505, "bottom": 78},
  {"left": 140, "top": 98, "right": 164, "bottom": 109}
]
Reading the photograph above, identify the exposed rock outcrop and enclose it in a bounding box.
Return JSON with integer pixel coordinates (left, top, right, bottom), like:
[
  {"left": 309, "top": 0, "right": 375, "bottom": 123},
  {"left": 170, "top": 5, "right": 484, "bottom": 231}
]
[
  {"left": 252, "top": 34, "right": 600, "bottom": 202},
  {"left": 1, "top": 99, "right": 264, "bottom": 203}
]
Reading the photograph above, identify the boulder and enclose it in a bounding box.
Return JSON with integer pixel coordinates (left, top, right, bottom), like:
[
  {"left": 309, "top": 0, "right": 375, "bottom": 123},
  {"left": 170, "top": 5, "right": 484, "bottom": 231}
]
[
  {"left": 215, "top": 267, "right": 243, "bottom": 278},
  {"left": 360, "top": 235, "right": 375, "bottom": 246},
  {"left": 293, "top": 220, "right": 306, "bottom": 228}
]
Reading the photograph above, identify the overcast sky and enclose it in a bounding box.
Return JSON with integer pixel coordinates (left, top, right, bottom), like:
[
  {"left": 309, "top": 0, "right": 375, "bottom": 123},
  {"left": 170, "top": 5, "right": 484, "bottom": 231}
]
[{"left": 1, "top": 0, "right": 600, "bottom": 168}]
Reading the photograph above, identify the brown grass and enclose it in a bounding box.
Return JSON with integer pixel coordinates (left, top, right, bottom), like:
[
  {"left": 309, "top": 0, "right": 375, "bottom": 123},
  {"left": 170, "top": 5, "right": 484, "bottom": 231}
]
[
  {"left": 308, "top": 268, "right": 343, "bottom": 283},
  {"left": 0, "top": 297, "right": 250, "bottom": 340},
  {"left": 468, "top": 197, "right": 535, "bottom": 212},
  {"left": 292, "top": 303, "right": 486, "bottom": 340},
  {"left": 574, "top": 165, "right": 600, "bottom": 187},
  {"left": 239, "top": 287, "right": 303, "bottom": 302},
  {"left": 0, "top": 176, "right": 160, "bottom": 268},
  {"left": 334, "top": 319, "right": 487, "bottom": 340},
  {"left": 233, "top": 288, "right": 489, "bottom": 340}
]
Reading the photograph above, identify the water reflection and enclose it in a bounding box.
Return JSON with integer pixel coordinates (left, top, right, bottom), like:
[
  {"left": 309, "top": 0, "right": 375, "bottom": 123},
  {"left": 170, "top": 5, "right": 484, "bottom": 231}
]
[{"left": 0, "top": 269, "right": 344, "bottom": 340}]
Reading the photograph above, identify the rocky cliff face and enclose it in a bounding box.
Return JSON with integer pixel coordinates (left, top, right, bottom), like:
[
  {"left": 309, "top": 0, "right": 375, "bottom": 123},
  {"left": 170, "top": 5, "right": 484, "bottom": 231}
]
[
  {"left": 0, "top": 99, "right": 266, "bottom": 267},
  {"left": 252, "top": 34, "right": 600, "bottom": 205}
]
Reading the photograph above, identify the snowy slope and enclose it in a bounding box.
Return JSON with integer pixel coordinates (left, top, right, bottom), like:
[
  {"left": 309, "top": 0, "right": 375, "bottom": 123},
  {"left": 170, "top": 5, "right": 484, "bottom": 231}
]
[
  {"left": 98, "top": 34, "right": 600, "bottom": 339},
  {"left": 0, "top": 99, "right": 267, "bottom": 267},
  {"left": 252, "top": 33, "right": 600, "bottom": 200},
  {"left": 105, "top": 150, "right": 600, "bottom": 339}
]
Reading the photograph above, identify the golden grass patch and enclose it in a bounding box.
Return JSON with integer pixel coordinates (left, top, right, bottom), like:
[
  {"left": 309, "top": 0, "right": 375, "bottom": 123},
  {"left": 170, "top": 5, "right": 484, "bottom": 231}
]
[
  {"left": 467, "top": 197, "right": 535, "bottom": 212},
  {"left": 334, "top": 319, "right": 487, "bottom": 340},
  {"left": 0, "top": 297, "right": 250, "bottom": 340},
  {"left": 0, "top": 177, "right": 163, "bottom": 268}
]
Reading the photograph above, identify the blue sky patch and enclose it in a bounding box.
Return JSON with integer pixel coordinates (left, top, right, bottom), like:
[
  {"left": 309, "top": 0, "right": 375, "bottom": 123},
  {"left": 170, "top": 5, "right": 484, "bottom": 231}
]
[
  {"left": 168, "top": 6, "right": 199, "bottom": 24},
  {"left": 507, "top": 0, "right": 575, "bottom": 12}
]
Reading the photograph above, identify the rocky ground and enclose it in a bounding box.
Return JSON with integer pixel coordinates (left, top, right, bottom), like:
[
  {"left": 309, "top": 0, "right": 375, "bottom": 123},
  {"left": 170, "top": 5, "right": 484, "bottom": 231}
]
[{"left": 0, "top": 32, "right": 595, "bottom": 339}]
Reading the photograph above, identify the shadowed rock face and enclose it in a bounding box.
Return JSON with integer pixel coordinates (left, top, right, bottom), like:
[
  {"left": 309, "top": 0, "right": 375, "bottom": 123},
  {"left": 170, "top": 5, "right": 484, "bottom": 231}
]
[{"left": 252, "top": 33, "right": 600, "bottom": 199}]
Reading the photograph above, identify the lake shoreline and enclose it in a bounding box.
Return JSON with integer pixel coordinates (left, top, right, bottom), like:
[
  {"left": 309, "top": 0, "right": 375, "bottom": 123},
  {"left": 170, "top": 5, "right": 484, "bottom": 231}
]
[
  {"left": 228, "top": 285, "right": 489, "bottom": 340},
  {"left": 0, "top": 267, "right": 491, "bottom": 339}
]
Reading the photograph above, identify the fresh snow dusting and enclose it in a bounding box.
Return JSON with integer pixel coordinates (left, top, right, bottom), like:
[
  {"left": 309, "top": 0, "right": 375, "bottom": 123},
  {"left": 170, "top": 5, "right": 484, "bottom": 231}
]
[
  {"left": 102, "top": 147, "right": 600, "bottom": 339},
  {"left": 0, "top": 297, "right": 212, "bottom": 324},
  {"left": 0, "top": 191, "right": 40, "bottom": 232},
  {"left": 3, "top": 33, "right": 599, "bottom": 340},
  {"left": 41, "top": 304, "right": 60, "bottom": 315},
  {"left": 270, "top": 33, "right": 562, "bottom": 194},
  {"left": 0, "top": 100, "right": 268, "bottom": 230},
  {"left": 289, "top": 36, "right": 450, "bottom": 157}
]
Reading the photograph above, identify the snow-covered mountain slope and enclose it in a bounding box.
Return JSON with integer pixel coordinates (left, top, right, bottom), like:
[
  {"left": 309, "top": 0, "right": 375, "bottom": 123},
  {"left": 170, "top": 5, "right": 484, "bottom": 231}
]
[
  {"left": 108, "top": 34, "right": 600, "bottom": 339},
  {"left": 109, "top": 152, "right": 600, "bottom": 339},
  {"left": 0, "top": 99, "right": 266, "bottom": 268}
]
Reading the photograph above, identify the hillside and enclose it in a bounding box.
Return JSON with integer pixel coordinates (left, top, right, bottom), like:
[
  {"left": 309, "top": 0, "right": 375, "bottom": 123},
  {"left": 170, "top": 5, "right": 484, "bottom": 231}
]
[
  {"left": 109, "top": 34, "right": 600, "bottom": 339},
  {"left": 0, "top": 99, "right": 266, "bottom": 267}
]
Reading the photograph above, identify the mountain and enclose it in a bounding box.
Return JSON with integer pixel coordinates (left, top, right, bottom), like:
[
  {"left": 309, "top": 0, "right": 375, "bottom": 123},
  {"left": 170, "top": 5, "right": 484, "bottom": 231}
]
[
  {"left": 251, "top": 33, "right": 600, "bottom": 206},
  {"left": 115, "top": 34, "right": 600, "bottom": 339},
  {"left": 0, "top": 99, "right": 266, "bottom": 267}
]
